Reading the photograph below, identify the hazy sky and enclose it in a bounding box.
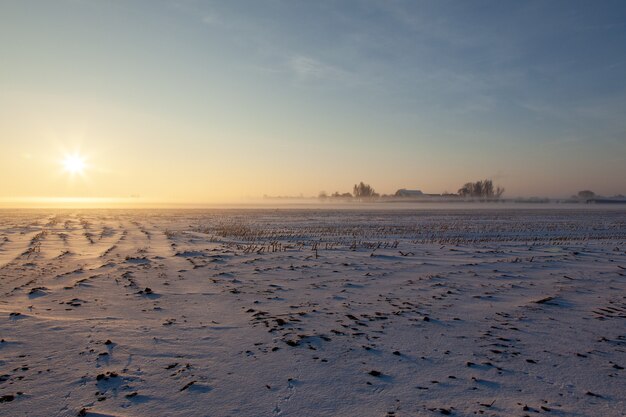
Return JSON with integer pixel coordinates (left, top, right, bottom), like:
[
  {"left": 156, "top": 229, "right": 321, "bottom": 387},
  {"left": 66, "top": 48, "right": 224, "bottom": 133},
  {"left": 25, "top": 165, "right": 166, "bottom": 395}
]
[{"left": 1, "top": 0, "right": 625, "bottom": 205}]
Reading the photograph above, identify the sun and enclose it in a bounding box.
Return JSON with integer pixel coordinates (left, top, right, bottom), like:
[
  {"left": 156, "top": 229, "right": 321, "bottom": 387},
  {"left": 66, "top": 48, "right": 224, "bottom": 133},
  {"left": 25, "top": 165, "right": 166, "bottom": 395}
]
[{"left": 62, "top": 154, "right": 86, "bottom": 175}]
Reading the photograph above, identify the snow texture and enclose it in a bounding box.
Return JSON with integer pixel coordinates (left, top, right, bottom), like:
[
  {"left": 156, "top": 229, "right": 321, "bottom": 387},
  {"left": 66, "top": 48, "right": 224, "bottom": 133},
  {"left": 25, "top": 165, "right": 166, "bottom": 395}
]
[{"left": 1, "top": 208, "right": 625, "bottom": 417}]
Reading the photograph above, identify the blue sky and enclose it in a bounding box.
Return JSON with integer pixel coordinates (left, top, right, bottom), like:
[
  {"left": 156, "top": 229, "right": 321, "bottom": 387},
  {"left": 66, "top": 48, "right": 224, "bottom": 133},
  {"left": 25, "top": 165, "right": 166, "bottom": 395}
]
[{"left": 1, "top": 0, "right": 625, "bottom": 202}]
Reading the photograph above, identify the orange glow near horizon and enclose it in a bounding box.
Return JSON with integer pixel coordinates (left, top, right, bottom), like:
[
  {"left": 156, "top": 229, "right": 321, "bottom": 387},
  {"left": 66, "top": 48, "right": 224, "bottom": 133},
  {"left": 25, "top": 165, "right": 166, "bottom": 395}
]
[{"left": 1, "top": 2, "right": 625, "bottom": 207}]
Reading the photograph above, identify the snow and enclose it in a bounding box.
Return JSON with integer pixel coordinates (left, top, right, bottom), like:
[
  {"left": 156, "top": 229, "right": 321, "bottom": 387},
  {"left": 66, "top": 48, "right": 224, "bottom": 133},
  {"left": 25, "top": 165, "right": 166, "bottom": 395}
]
[{"left": 0, "top": 208, "right": 625, "bottom": 416}]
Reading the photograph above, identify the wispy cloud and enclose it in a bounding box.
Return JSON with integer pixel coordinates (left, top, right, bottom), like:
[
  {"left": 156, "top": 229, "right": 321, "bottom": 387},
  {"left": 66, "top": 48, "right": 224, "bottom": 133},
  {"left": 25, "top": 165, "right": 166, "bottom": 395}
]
[{"left": 288, "top": 55, "right": 348, "bottom": 81}]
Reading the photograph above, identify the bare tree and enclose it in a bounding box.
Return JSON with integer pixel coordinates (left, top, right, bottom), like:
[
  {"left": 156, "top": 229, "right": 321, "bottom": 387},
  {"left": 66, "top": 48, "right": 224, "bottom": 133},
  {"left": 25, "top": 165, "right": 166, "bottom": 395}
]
[
  {"left": 458, "top": 182, "right": 473, "bottom": 197},
  {"left": 353, "top": 182, "right": 378, "bottom": 198},
  {"left": 458, "top": 179, "right": 504, "bottom": 199}
]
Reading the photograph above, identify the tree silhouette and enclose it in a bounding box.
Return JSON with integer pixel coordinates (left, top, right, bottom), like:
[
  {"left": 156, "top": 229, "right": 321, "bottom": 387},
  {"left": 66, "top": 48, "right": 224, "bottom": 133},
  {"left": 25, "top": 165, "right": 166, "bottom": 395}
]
[
  {"left": 577, "top": 190, "right": 595, "bottom": 201},
  {"left": 458, "top": 179, "right": 504, "bottom": 199},
  {"left": 353, "top": 182, "right": 378, "bottom": 199}
]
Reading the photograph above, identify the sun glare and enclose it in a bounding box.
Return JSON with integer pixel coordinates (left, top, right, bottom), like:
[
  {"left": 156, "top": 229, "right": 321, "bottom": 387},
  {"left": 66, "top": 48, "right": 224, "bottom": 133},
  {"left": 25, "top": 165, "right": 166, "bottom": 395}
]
[{"left": 62, "top": 154, "right": 86, "bottom": 175}]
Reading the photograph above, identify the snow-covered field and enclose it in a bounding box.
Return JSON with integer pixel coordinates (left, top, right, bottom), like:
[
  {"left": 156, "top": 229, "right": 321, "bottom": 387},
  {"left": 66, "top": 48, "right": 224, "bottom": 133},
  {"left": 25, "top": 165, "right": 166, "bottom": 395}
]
[{"left": 1, "top": 208, "right": 625, "bottom": 417}]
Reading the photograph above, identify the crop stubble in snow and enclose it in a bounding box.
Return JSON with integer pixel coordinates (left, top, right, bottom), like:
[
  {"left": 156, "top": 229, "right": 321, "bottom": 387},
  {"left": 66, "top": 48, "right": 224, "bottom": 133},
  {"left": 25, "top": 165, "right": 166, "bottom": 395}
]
[{"left": 0, "top": 208, "right": 625, "bottom": 416}]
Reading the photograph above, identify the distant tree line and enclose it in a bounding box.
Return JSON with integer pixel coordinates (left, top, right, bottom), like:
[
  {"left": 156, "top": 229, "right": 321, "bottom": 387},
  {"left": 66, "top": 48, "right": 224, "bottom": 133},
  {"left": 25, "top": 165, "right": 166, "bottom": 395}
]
[
  {"left": 319, "top": 179, "right": 506, "bottom": 200},
  {"left": 457, "top": 179, "right": 504, "bottom": 199},
  {"left": 571, "top": 190, "right": 626, "bottom": 202},
  {"left": 319, "top": 182, "right": 379, "bottom": 200}
]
